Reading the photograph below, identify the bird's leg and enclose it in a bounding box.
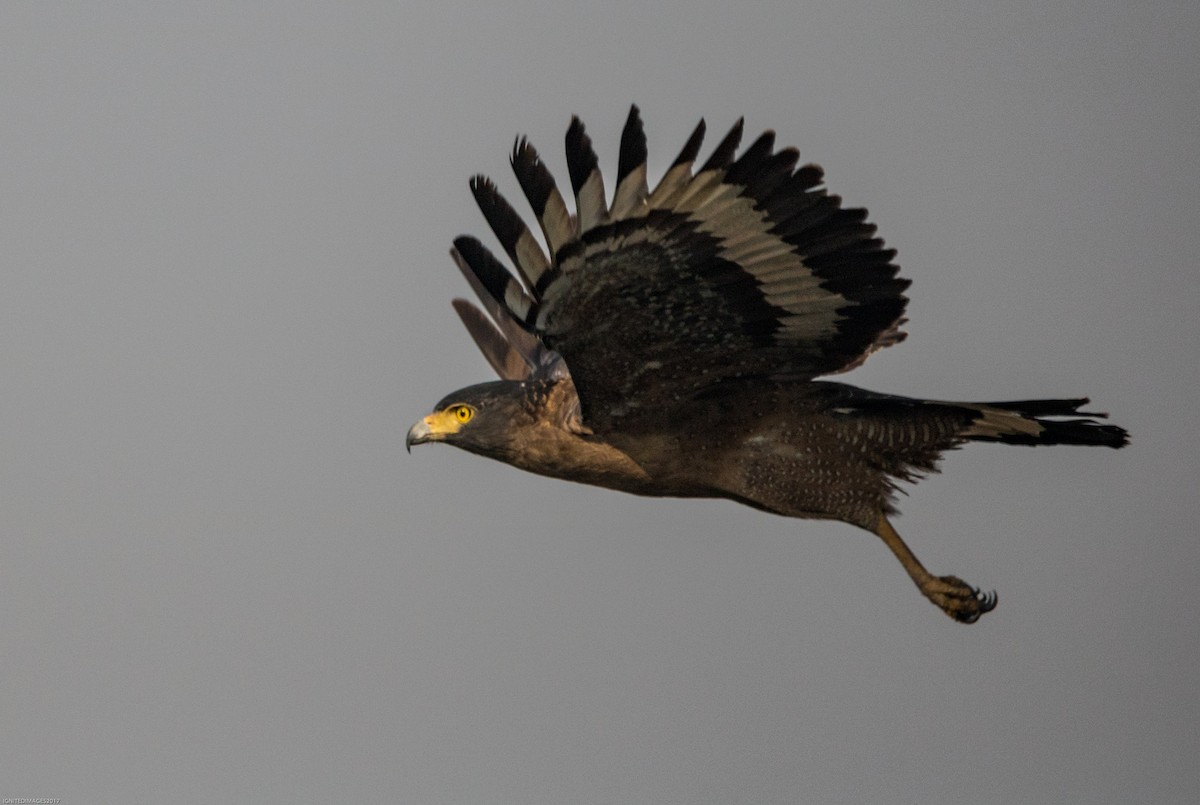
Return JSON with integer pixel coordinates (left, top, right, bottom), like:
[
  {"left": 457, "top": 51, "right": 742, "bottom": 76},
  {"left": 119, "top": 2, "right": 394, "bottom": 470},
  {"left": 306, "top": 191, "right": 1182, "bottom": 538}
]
[{"left": 872, "top": 513, "right": 997, "bottom": 624}]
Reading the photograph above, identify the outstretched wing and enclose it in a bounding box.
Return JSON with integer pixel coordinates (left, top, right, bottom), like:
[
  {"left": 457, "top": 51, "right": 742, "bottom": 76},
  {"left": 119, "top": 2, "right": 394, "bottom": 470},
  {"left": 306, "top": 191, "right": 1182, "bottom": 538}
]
[{"left": 452, "top": 105, "right": 908, "bottom": 429}]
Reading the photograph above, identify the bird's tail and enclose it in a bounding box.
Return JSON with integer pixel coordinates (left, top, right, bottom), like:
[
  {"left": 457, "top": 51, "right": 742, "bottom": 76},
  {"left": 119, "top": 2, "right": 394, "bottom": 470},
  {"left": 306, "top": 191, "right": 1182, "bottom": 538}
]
[{"left": 956, "top": 398, "right": 1129, "bottom": 448}]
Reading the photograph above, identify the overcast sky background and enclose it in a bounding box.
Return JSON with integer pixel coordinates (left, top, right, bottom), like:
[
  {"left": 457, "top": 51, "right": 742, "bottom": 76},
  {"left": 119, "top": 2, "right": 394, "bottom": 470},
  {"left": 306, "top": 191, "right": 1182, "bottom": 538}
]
[{"left": 2, "top": 2, "right": 1197, "bottom": 803}]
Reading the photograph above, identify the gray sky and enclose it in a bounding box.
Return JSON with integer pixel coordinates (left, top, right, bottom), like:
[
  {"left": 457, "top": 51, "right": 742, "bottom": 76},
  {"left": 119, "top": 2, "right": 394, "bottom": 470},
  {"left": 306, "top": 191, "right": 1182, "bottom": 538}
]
[{"left": 2, "top": 2, "right": 1197, "bottom": 803}]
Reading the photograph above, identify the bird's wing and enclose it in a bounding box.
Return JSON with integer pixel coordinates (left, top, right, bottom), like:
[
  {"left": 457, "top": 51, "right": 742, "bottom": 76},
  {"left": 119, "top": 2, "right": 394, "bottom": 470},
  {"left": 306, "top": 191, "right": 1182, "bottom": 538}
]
[
  {"left": 450, "top": 299, "right": 533, "bottom": 381},
  {"left": 449, "top": 252, "right": 566, "bottom": 382},
  {"left": 452, "top": 105, "right": 908, "bottom": 430}
]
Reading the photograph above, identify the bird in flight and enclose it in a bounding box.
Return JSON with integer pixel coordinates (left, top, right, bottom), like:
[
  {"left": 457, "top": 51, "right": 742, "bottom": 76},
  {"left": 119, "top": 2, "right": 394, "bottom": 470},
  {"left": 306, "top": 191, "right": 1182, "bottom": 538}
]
[{"left": 407, "top": 106, "right": 1128, "bottom": 623}]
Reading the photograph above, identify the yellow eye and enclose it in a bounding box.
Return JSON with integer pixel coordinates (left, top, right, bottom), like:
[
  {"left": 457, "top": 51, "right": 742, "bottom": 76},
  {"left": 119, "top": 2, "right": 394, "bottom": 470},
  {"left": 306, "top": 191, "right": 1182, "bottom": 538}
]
[{"left": 452, "top": 404, "right": 474, "bottom": 424}]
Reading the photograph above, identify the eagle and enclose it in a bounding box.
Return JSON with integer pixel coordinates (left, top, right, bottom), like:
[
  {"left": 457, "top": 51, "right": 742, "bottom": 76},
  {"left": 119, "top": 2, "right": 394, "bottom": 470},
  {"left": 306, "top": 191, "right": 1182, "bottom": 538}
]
[{"left": 406, "top": 106, "right": 1128, "bottom": 623}]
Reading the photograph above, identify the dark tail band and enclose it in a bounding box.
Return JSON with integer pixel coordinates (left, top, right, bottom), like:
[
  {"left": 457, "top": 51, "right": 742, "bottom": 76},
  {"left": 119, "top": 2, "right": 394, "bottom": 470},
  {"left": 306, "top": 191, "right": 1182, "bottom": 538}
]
[{"left": 964, "top": 398, "right": 1129, "bottom": 448}]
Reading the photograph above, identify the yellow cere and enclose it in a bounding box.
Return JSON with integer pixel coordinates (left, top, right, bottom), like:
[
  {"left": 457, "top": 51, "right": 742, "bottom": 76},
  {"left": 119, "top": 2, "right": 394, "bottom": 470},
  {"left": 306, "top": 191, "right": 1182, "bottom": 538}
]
[{"left": 423, "top": 404, "right": 475, "bottom": 437}]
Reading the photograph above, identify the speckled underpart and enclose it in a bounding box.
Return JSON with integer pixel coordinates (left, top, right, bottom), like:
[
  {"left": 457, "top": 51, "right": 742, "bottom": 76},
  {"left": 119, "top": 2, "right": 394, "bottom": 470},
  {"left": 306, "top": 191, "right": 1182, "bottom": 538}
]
[{"left": 411, "top": 106, "right": 1129, "bottom": 623}]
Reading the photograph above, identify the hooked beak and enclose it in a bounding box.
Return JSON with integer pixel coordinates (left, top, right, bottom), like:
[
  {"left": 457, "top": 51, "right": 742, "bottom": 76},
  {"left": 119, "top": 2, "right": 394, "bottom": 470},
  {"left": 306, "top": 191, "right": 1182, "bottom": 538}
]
[
  {"left": 405, "top": 417, "right": 435, "bottom": 453},
  {"left": 407, "top": 408, "right": 468, "bottom": 453}
]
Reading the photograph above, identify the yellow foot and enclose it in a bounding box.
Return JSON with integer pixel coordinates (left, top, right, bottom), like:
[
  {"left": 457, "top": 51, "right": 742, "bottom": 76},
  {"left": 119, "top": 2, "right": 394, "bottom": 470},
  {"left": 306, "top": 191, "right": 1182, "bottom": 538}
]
[{"left": 924, "top": 575, "right": 997, "bottom": 624}]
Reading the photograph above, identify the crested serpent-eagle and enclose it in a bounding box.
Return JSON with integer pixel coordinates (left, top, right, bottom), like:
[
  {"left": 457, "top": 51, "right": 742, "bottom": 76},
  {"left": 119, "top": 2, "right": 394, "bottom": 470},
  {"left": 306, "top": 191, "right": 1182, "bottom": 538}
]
[{"left": 406, "top": 106, "right": 1128, "bottom": 623}]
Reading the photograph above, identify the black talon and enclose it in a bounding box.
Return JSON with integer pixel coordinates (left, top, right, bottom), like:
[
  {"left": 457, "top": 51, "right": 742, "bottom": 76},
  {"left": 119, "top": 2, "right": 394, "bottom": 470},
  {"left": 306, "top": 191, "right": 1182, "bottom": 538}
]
[
  {"left": 980, "top": 589, "right": 998, "bottom": 612},
  {"left": 934, "top": 579, "right": 998, "bottom": 623}
]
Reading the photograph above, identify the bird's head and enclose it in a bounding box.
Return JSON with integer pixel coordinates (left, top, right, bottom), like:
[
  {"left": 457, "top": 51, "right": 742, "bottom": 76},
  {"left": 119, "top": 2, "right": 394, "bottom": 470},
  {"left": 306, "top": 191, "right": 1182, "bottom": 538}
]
[{"left": 406, "top": 380, "right": 529, "bottom": 459}]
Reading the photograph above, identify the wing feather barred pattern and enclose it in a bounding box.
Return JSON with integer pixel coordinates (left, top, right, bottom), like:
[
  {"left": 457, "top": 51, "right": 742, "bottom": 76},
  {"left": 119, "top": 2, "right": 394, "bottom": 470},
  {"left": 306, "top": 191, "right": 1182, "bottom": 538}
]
[
  {"left": 610, "top": 105, "right": 649, "bottom": 219},
  {"left": 647, "top": 118, "right": 706, "bottom": 206},
  {"left": 510, "top": 138, "right": 574, "bottom": 260},
  {"left": 565, "top": 116, "right": 608, "bottom": 232},
  {"left": 469, "top": 176, "right": 551, "bottom": 293},
  {"left": 455, "top": 106, "right": 908, "bottom": 426},
  {"left": 449, "top": 236, "right": 536, "bottom": 329}
]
